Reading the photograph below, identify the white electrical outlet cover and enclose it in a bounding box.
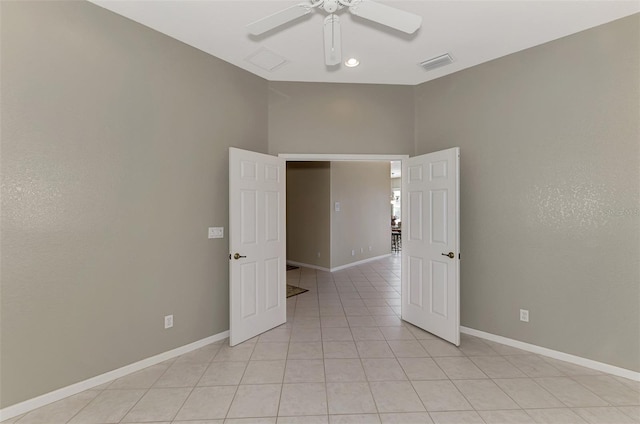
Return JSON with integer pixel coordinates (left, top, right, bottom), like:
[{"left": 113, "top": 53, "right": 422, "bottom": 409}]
[
  {"left": 208, "top": 227, "right": 224, "bottom": 239},
  {"left": 164, "top": 315, "right": 174, "bottom": 329}
]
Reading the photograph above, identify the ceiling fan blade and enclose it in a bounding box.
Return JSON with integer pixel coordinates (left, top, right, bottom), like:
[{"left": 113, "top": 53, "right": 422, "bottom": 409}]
[
  {"left": 246, "top": 3, "right": 313, "bottom": 36},
  {"left": 348, "top": 0, "right": 422, "bottom": 34},
  {"left": 323, "top": 15, "right": 342, "bottom": 66}
]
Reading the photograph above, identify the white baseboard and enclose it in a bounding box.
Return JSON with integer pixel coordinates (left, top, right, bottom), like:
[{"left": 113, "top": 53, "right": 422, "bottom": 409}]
[
  {"left": 329, "top": 254, "right": 392, "bottom": 272},
  {"left": 287, "top": 260, "right": 331, "bottom": 272},
  {"left": 0, "top": 330, "right": 230, "bottom": 422},
  {"left": 461, "top": 326, "right": 640, "bottom": 381},
  {"left": 288, "top": 254, "right": 392, "bottom": 274}
]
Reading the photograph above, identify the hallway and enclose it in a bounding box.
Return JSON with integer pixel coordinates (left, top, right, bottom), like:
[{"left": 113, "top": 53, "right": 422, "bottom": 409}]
[{"left": 8, "top": 255, "right": 640, "bottom": 423}]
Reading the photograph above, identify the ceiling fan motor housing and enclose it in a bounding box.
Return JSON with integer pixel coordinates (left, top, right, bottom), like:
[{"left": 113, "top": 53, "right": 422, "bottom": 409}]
[{"left": 323, "top": 0, "right": 339, "bottom": 13}]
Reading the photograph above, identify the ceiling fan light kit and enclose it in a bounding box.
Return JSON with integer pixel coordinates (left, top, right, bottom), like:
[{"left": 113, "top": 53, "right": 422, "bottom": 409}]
[{"left": 246, "top": 0, "right": 423, "bottom": 67}]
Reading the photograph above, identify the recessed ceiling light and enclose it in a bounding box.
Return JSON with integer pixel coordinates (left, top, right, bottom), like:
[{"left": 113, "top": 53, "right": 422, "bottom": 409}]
[{"left": 344, "top": 58, "right": 359, "bottom": 67}]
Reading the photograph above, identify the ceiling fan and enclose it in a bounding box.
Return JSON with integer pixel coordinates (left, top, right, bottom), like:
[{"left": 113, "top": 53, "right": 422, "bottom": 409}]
[{"left": 246, "top": 0, "right": 422, "bottom": 67}]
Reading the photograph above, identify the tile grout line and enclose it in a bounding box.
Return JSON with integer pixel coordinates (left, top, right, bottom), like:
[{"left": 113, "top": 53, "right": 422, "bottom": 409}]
[
  {"left": 124, "top": 358, "right": 176, "bottom": 424},
  {"left": 66, "top": 359, "right": 174, "bottom": 424},
  {"left": 171, "top": 340, "right": 228, "bottom": 422}
]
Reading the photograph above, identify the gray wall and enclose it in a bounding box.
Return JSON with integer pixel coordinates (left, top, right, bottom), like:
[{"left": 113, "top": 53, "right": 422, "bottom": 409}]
[
  {"left": 286, "top": 162, "right": 331, "bottom": 268},
  {"left": 1, "top": 1, "right": 267, "bottom": 407},
  {"left": 331, "top": 162, "right": 391, "bottom": 268},
  {"left": 268, "top": 82, "right": 414, "bottom": 155},
  {"left": 414, "top": 14, "right": 640, "bottom": 371}
]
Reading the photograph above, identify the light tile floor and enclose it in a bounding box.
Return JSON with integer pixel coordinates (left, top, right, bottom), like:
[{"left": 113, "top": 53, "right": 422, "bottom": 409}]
[{"left": 7, "top": 255, "right": 640, "bottom": 424}]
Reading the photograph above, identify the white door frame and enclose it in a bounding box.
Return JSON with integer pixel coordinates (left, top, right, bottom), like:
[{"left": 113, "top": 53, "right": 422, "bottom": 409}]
[{"left": 279, "top": 154, "right": 409, "bottom": 162}]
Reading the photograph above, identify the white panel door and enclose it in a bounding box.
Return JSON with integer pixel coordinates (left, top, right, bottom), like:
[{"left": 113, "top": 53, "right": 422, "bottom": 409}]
[
  {"left": 401, "top": 148, "right": 460, "bottom": 345},
  {"left": 229, "top": 148, "right": 286, "bottom": 346}
]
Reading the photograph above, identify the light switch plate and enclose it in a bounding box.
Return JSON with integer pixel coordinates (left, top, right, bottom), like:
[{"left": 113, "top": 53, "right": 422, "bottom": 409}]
[{"left": 208, "top": 227, "right": 224, "bottom": 239}]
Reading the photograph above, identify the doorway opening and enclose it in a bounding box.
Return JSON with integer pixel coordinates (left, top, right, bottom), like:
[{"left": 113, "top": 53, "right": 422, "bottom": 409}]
[
  {"left": 281, "top": 154, "right": 408, "bottom": 345},
  {"left": 282, "top": 155, "right": 406, "bottom": 273}
]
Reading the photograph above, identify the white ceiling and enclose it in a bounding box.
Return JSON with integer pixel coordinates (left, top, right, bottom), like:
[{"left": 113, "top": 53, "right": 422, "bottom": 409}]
[{"left": 90, "top": 1, "right": 639, "bottom": 86}]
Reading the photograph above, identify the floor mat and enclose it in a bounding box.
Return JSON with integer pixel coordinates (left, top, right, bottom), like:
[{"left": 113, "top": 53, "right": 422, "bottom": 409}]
[{"left": 286, "top": 284, "right": 308, "bottom": 298}]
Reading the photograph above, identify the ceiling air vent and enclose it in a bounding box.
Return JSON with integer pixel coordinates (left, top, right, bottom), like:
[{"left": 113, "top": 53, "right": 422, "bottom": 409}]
[
  {"left": 245, "top": 47, "right": 288, "bottom": 72},
  {"left": 419, "top": 53, "right": 454, "bottom": 72}
]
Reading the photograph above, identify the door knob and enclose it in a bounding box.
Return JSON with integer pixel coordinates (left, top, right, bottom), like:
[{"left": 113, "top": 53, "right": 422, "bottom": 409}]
[
  {"left": 233, "top": 253, "right": 246, "bottom": 260},
  {"left": 441, "top": 252, "right": 455, "bottom": 259}
]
